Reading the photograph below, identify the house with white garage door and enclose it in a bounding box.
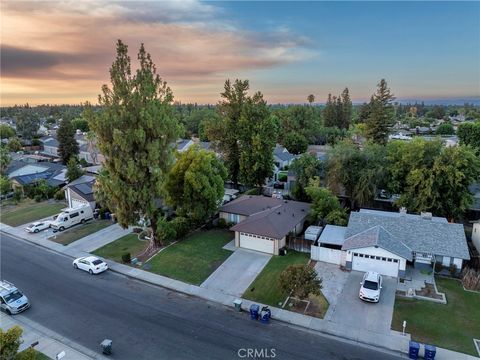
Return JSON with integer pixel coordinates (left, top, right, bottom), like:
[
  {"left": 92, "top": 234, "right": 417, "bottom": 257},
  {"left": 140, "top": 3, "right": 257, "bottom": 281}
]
[
  {"left": 64, "top": 175, "right": 96, "bottom": 210},
  {"left": 219, "top": 195, "right": 310, "bottom": 255},
  {"left": 311, "top": 208, "right": 470, "bottom": 278}
]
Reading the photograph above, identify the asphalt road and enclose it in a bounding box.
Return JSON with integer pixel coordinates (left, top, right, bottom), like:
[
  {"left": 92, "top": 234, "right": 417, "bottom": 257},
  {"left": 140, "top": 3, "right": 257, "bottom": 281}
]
[{"left": 0, "top": 233, "right": 403, "bottom": 360}]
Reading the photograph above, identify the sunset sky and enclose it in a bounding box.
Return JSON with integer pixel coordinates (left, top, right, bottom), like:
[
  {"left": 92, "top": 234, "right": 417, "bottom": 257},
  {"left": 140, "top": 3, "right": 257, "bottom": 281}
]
[{"left": 1, "top": 1, "right": 479, "bottom": 106}]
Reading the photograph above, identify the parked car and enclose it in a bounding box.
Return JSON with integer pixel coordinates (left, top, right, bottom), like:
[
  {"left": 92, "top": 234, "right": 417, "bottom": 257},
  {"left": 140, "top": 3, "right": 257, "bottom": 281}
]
[
  {"left": 0, "top": 280, "right": 30, "bottom": 315},
  {"left": 359, "top": 271, "right": 383, "bottom": 303},
  {"left": 73, "top": 256, "right": 108, "bottom": 275},
  {"left": 25, "top": 221, "right": 51, "bottom": 233}
]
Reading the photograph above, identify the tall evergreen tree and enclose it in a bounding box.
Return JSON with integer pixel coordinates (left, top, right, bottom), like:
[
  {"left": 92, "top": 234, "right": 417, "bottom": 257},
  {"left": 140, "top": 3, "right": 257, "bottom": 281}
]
[
  {"left": 323, "top": 94, "right": 336, "bottom": 127},
  {"left": 88, "top": 40, "right": 181, "bottom": 247},
  {"left": 340, "top": 87, "right": 352, "bottom": 129},
  {"left": 57, "top": 118, "right": 79, "bottom": 164},
  {"left": 365, "top": 79, "right": 395, "bottom": 144},
  {"left": 15, "top": 104, "right": 39, "bottom": 139},
  {"left": 66, "top": 157, "right": 84, "bottom": 183},
  {"left": 238, "top": 92, "right": 277, "bottom": 187}
]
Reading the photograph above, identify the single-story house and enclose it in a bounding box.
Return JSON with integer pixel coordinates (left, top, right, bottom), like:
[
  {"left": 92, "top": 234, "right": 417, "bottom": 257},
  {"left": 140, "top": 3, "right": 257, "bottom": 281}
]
[
  {"left": 40, "top": 137, "right": 60, "bottom": 157},
  {"left": 273, "top": 145, "right": 296, "bottom": 169},
  {"left": 176, "top": 139, "right": 194, "bottom": 153},
  {"left": 64, "top": 175, "right": 96, "bottom": 210},
  {"left": 219, "top": 195, "right": 310, "bottom": 255},
  {"left": 10, "top": 166, "right": 67, "bottom": 192},
  {"left": 311, "top": 208, "right": 470, "bottom": 278}
]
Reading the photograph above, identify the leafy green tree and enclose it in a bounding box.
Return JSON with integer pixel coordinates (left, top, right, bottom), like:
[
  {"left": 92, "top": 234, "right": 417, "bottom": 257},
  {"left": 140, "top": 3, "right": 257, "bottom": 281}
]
[
  {"left": 279, "top": 264, "right": 322, "bottom": 299},
  {"left": 0, "top": 125, "right": 15, "bottom": 139},
  {"left": 165, "top": 146, "right": 227, "bottom": 222},
  {"left": 0, "top": 325, "right": 23, "bottom": 360},
  {"left": 306, "top": 185, "right": 347, "bottom": 225},
  {"left": 0, "top": 145, "right": 11, "bottom": 174},
  {"left": 7, "top": 137, "right": 22, "bottom": 152},
  {"left": 88, "top": 40, "right": 181, "bottom": 247},
  {"left": 15, "top": 105, "right": 39, "bottom": 139},
  {"left": 457, "top": 121, "right": 480, "bottom": 152},
  {"left": 238, "top": 93, "right": 277, "bottom": 187},
  {"left": 57, "top": 118, "right": 79, "bottom": 164},
  {"left": 155, "top": 217, "right": 176, "bottom": 245},
  {"left": 290, "top": 153, "right": 322, "bottom": 201},
  {"left": 71, "top": 118, "right": 90, "bottom": 132},
  {"left": 283, "top": 132, "right": 308, "bottom": 155},
  {"left": 397, "top": 145, "right": 480, "bottom": 220},
  {"left": 0, "top": 175, "right": 11, "bottom": 194},
  {"left": 327, "top": 141, "right": 386, "bottom": 208},
  {"left": 365, "top": 79, "right": 395, "bottom": 144},
  {"left": 435, "top": 123, "right": 455, "bottom": 135},
  {"left": 66, "top": 157, "right": 84, "bottom": 183},
  {"left": 323, "top": 94, "right": 336, "bottom": 128}
]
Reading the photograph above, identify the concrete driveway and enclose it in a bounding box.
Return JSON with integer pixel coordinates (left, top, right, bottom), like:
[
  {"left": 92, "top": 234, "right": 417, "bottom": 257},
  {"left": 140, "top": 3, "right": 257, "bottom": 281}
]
[
  {"left": 200, "top": 248, "right": 271, "bottom": 297},
  {"left": 314, "top": 262, "right": 349, "bottom": 321},
  {"left": 328, "top": 270, "right": 397, "bottom": 334}
]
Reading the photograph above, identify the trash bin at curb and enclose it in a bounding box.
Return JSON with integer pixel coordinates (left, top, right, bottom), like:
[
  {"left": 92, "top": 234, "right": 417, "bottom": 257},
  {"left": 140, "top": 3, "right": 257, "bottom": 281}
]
[
  {"left": 249, "top": 304, "right": 259, "bottom": 320},
  {"left": 100, "top": 339, "right": 112, "bottom": 355},
  {"left": 408, "top": 341, "right": 419, "bottom": 360},
  {"left": 424, "top": 345, "right": 436, "bottom": 360},
  {"left": 233, "top": 299, "right": 242, "bottom": 312},
  {"left": 260, "top": 306, "right": 271, "bottom": 324}
]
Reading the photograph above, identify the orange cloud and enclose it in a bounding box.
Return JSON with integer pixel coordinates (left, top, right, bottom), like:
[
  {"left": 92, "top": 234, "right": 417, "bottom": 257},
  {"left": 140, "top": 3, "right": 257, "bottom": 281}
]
[{"left": 0, "top": 1, "right": 314, "bottom": 105}]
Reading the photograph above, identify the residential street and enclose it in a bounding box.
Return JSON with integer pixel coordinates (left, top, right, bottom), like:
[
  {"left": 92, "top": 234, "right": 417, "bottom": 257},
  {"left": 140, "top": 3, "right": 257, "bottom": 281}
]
[{"left": 0, "top": 233, "right": 404, "bottom": 360}]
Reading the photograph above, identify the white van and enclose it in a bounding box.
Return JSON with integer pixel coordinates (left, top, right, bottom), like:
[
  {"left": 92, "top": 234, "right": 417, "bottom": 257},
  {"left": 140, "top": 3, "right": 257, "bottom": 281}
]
[{"left": 51, "top": 205, "right": 94, "bottom": 231}]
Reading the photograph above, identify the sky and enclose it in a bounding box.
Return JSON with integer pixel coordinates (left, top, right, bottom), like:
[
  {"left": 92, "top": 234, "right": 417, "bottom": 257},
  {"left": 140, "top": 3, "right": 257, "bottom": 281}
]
[{"left": 1, "top": 1, "right": 479, "bottom": 106}]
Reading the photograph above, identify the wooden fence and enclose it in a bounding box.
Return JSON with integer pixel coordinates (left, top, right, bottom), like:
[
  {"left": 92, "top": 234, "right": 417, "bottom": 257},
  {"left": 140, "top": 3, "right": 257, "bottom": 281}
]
[{"left": 286, "top": 236, "right": 312, "bottom": 253}]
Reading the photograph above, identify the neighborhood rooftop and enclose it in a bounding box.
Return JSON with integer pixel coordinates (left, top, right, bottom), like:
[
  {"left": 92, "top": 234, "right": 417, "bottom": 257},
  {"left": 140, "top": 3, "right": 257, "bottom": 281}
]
[{"left": 345, "top": 210, "right": 470, "bottom": 260}]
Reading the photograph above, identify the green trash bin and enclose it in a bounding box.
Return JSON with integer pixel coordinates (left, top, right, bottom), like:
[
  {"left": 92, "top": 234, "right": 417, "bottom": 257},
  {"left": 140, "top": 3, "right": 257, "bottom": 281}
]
[{"left": 233, "top": 299, "right": 242, "bottom": 312}]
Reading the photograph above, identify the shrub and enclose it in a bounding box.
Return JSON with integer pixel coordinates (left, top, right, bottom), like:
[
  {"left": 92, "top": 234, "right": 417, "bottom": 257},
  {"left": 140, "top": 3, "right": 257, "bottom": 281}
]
[
  {"left": 156, "top": 217, "right": 176, "bottom": 245},
  {"left": 132, "top": 227, "right": 143, "bottom": 234},
  {"left": 34, "top": 194, "right": 42, "bottom": 202},
  {"left": 121, "top": 252, "right": 131, "bottom": 264},
  {"left": 170, "top": 216, "right": 190, "bottom": 239},
  {"left": 278, "top": 173, "right": 287, "bottom": 182},
  {"left": 434, "top": 262, "right": 443, "bottom": 273},
  {"left": 449, "top": 264, "right": 458, "bottom": 277},
  {"left": 217, "top": 218, "right": 227, "bottom": 228},
  {"left": 54, "top": 189, "right": 65, "bottom": 201},
  {"left": 461, "top": 268, "right": 480, "bottom": 291},
  {"left": 227, "top": 221, "right": 236, "bottom": 228},
  {"left": 243, "top": 188, "right": 260, "bottom": 195},
  {"left": 13, "top": 189, "right": 22, "bottom": 202}
]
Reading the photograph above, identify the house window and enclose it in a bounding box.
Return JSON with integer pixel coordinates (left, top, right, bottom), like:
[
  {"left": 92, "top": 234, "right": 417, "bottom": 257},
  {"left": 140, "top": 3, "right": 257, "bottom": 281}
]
[
  {"left": 387, "top": 258, "right": 392, "bottom": 262},
  {"left": 359, "top": 254, "right": 364, "bottom": 257},
  {"left": 393, "top": 259, "right": 399, "bottom": 263},
  {"left": 382, "top": 257, "right": 386, "bottom": 261}
]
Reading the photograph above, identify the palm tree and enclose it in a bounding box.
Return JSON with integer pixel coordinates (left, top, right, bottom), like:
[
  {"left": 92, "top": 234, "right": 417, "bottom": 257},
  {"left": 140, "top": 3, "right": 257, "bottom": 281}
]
[{"left": 307, "top": 94, "right": 315, "bottom": 105}]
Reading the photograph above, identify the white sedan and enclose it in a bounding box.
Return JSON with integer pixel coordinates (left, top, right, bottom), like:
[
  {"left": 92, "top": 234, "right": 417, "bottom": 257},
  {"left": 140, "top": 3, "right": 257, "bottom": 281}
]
[
  {"left": 73, "top": 256, "right": 109, "bottom": 275},
  {"left": 25, "top": 221, "right": 51, "bottom": 233}
]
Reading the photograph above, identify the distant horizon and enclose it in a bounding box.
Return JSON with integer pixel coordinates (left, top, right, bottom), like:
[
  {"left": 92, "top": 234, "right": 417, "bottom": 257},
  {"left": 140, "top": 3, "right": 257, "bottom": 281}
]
[{"left": 1, "top": 1, "right": 479, "bottom": 106}]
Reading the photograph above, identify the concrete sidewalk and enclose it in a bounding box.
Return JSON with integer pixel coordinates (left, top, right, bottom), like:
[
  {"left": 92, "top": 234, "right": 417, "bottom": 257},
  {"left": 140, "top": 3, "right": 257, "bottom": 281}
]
[
  {"left": 2, "top": 223, "right": 478, "bottom": 360},
  {"left": 0, "top": 312, "right": 106, "bottom": 360}
]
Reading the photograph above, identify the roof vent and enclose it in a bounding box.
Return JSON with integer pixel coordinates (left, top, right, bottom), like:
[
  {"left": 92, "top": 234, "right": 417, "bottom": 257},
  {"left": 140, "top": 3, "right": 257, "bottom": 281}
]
[
  {"left": 284, "top": 200, "right": 288, "bottom": 203},
  {"left": 399, "top": 207, "right": 407, "bottom": 216},
  {"left": 277, "top": 211, "right": 281, "bottom": 215},
  {"left": 421, "top": 212, "right": 432, "bottom": 220},
  {"left": 292, "top": 213, "right": 295, "bottom": 217},
  {"left": 301, "top": 209, "right": 305, "bottom": 212}
]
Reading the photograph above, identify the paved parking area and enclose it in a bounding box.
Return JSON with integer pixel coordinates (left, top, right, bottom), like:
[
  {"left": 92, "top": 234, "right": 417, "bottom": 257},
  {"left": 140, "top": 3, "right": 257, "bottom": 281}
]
[
  {"left": 328, "top": 270, "right": 397, "bottom": 334},
  {"left": 200, "top": 248, "right": 271, "bottom": 297},
  {"left": 314, "top": 262, "right": 349, "bottom": 320}
]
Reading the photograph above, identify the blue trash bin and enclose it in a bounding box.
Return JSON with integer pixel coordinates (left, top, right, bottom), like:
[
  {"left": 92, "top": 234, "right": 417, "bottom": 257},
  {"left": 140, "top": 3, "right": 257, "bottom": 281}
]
[
  {"left": 424, "top": 345, "right": 436, "bottom": 360},
  {"left": 249, "top": 304, "right": 259, "bottom": 320},
  {"left": 260, "top": 307, "right": 271, "bottom": 324},
  {"left": 408, "top": 341, "right": 420, "bottom": 360}
]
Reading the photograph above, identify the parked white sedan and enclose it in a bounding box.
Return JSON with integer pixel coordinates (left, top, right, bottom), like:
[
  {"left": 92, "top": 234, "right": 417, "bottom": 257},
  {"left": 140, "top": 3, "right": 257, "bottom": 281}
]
[
  {"left": 25, "top": 221, "right": 51, "bottom": 233},
  {"left": 359, "top": 271, "right": 383, "bottom": 303},
  {"left": 73, "top": 256, "right": 109, "bottom": 275}
]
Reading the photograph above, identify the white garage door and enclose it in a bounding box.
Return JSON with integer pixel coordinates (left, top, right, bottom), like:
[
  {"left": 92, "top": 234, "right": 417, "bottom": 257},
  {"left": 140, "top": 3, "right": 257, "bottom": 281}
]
[
  {"left": 239, "top": 233, "right": 274, "bottom": 254},
  {"left": 352, "top": 253, "right": 399, "bottom": 277},
  {"left": 72, "top": 198, "right": 89, "bottom": 208}
]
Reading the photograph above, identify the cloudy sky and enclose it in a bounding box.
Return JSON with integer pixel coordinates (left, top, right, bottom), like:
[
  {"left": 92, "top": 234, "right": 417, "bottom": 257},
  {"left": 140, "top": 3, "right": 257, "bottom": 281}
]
[{"left": 1, "top": 1, "right": 479, "bottom": 105}]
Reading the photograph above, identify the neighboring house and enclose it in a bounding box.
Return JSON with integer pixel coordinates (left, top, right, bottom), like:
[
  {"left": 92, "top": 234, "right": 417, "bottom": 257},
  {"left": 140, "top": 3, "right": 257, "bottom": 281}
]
[
  {"left": 40, "top": 137, "right": 59, "bottom": 157},
  {"left": 273, "top": 145, "right": 296, "bottom": 169},
  {"left": 311, "top": 208, "right": 469, "bottom": 278},
  {"left": 468, "top": 183, "right": 480, "bottom": 219},
  {"left": 64, "top": 175, "right": 96, "bottom": 210},
  {"left": 472, "top": 221, "right": 480, "bottom": 254},
  {"left": 176, "top": 139, "right": 194, "bottom": 153},
  {"left": 219, "top": 195, "right": 310, "bottom": 255}
]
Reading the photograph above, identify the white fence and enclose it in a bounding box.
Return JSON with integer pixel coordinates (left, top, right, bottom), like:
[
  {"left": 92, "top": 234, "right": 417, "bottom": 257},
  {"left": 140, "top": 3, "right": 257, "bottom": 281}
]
[{"left": 311, "top": 245, "right": 343, "bottom": 265}]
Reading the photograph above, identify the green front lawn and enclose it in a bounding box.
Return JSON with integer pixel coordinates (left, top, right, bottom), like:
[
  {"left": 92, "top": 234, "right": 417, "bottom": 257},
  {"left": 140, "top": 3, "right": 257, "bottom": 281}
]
[
  {"left": 243, "top": 251, "right": 310, "bottom": 307},
  {"left": 1, "top": 199, "right": 66, "bottom": 227},
  {"left": 50, "top": 219, "right": 113, "bottom": 245},
  {"left": 392, "top": 277, "right": 480, "bottom": 356},
  {"left": 16, "top": 349, "right": 51, "bottom": 360},
  {"left": 145, "top": 229, "right": 233, "bottom": 285},
  {"left": 93, "top": 233, "right": 148, "bottom": 263}
]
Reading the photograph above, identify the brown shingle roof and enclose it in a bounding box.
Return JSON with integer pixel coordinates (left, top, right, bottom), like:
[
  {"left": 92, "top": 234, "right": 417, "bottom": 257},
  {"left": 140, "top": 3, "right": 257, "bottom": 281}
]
[
  {"left": 229, "top": 196, "right": 310, "bottom": 239},
  {"left": 220, "top": 195, "right": 287, "bottom": 216}
]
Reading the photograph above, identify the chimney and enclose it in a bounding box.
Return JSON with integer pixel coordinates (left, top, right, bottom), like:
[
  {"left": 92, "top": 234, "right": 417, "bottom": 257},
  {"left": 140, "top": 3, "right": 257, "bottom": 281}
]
[
  {"left": 399, "top": 207, "right": 407, "bottom": 216},
  {"left": 421, "top": 212, "right": 432, "bottom": 220}
]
